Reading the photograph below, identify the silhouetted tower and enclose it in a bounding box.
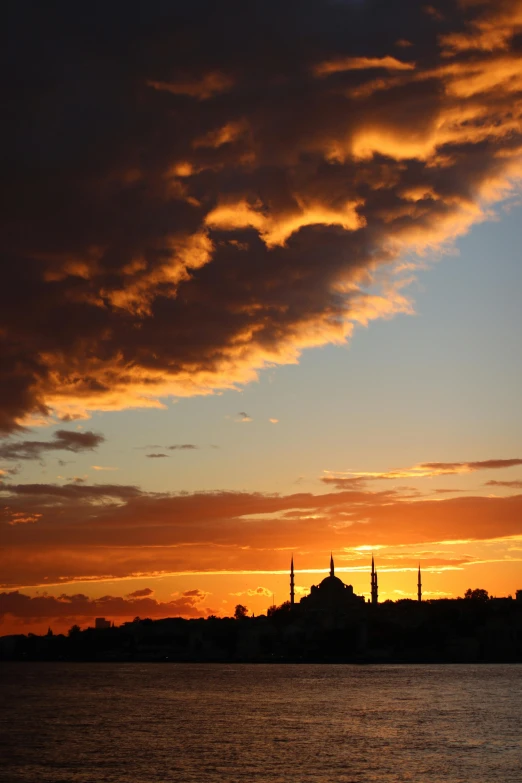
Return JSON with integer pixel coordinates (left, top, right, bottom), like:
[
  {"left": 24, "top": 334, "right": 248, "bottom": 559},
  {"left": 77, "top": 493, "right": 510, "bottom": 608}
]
[
  {"left": 371, "top": 555, "right": 378, "bottom": 605},
  {"left": 290, "top": 555, "right": 295, "bottom": 606},
  {"left": 417, "top": 563, "right": 422, "bottom": 602},
  {"left": 330, "top": 552, "right": 335, "bottom": 577}
]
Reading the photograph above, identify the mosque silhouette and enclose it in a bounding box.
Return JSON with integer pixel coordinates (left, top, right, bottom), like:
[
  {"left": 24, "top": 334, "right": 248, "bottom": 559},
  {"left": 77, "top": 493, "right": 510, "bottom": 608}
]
[{"left": 288, "top": 554, "right": 422, "bottom": 610}]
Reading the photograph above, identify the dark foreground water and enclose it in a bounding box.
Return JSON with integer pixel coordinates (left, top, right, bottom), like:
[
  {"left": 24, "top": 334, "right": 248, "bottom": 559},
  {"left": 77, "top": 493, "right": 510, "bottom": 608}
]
[{"left": 1, "top": 664, "right": 521, "bottom": 783}]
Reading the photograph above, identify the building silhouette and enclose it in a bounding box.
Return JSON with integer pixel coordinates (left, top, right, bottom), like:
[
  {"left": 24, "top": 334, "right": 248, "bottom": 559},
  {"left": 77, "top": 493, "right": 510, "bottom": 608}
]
[
  {"left": 290, "top": 554, "right": 295, "bottom": 607},
  {"left": 371, "top": 555, "right": 378, "bottom": 605},
  {"left": 290, "top": 555, "right": 427, "bottom": 607},
  {"left": 297, "top": 554, "right": 365, "bottom": 612}
]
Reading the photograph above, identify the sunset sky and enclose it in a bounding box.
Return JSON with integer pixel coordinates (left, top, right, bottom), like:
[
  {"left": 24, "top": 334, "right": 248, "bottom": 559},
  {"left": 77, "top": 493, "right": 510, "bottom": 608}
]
[{"left": 2, "top": 0, "right": 522, "bottom": 635}]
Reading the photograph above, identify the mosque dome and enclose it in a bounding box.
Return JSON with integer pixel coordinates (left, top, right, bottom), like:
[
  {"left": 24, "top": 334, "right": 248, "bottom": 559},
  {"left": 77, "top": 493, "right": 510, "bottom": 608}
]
[{"left": 318, "top": 574, "right": 346, "bottom": 592}]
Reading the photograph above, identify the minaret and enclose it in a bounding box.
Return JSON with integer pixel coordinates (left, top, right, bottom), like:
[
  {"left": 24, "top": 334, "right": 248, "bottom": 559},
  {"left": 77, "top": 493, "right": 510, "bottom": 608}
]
[
  {"left": 290, "top": 555, "right": 295, "bottom": 606},
  {"left": 330, "top": 552, "right": 335, "bottom": 577},
  {"left": 371, "top": 554, "right": 378, "bottom": 605},
  {"left": 417, "top": 563, "right": 422, "bottom": 602}
]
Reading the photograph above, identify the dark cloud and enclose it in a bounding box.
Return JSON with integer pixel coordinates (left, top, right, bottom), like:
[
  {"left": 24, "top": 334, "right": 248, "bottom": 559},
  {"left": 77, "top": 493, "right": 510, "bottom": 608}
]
[
  {"left": 126, "top": 587, "right": 154, "bottom": 598},
  {"left": 2, "top": 481, "right": 143, "bottom": 502},
  {"left": 1, "top": 1, "right": 522, "bottom": 431},
  {"left": 0, "top": 589, "right": 208, "bottom": 622},
  {"left": 168, "top": 444, "right": 198, "bottom": 450},
  {"left": 146, "top": 453, "right": 169, "bottom": 458},
  {"left": 0, "top": 430, "right": 105, "bottom": 461},
  {"left": 182, "top": 589, "right": 207, "bottom": 599}
]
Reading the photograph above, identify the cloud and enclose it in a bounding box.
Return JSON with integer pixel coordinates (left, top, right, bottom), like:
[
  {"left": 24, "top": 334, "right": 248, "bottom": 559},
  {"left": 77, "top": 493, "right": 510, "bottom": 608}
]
[
  {"left": 5, "top": 512, "right": 42, "bottom": 527},
  {"left": 321, "top": 475, "right": 369, "bottom": 489},
  {"left": 126, "top": 587, "right": 154, "bottom": 598},
  {"left": 0, "top": 430, "right": 104, "bottom": 461},
  {"left": 486, "top": 480, "right": 522, "bottom": 489},
  {"left": 142, "top": 445, "right": 200, "bottom": 455},
  {"left": 237, "top": 412, "right": 252, "bottom": 423},
  {"left": 250, "top": 586, "right": 272, "bottom": 597},
  {"left": 147, "top": 72, "right": 234, "bottom": 100},
  {"left": 2, "top": 476, "right": 522, "bottom": 588},
  {"left": 0, "top": 480, "right": 144, "bottom": 511},
  {"left": 229, "top": 587, "right": 274, "bottom": 598},
  {"left": 0, "top": 589, "right": 208, "bottom": 623},
  {"left": 269, "top": 418, "right": 279, "bottom": 424},
  {"left": 181, "top": 589, "right": 208, "bottom": 600},
  {"left": 441, "top": 1, "right": 522, "bottom": 54},
  {"left": 230, "top": 586, "right": 272, "bottom": 598},
  {"left": 2, "top": 1, "right": 522, "bottom": 431},
  {"left": 137, "top": 444, "right": 198, "bottom": 452},
  {"left": 313, "top": 56, "right": 415, "bottom": 77},
  {"left": 91, "top": 466, "right": 118, "bottom": 472},
  {"left": 422, "top": 459, "right": 522, "bottom": 473},
  {"left": 323, "top": 458, "right": 522, "bottom": 486}
]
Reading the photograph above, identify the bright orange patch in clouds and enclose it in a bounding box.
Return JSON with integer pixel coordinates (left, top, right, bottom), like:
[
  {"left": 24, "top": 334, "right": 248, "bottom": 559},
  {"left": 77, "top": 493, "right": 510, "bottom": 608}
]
[
  {"left": 313, "top": 56, "right": 415, "bottom": 76},
  {"left": 205, "top": 198, "right": 365, "bottom": 247}
]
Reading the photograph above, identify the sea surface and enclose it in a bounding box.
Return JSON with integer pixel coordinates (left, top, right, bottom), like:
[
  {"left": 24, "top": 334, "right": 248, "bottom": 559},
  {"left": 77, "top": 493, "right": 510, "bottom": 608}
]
[{"left": 1, "top": 663, "right": 521, "bottom": 783}]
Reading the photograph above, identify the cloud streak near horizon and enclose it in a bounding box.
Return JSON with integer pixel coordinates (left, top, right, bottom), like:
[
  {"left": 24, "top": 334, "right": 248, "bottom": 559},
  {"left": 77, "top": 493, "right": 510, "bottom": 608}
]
[
  {"left": 2, "top": 0, "right": 522, "bottom": 431},
  {"left": 323, "top": 458, "right": 522, "bottom": 486}
]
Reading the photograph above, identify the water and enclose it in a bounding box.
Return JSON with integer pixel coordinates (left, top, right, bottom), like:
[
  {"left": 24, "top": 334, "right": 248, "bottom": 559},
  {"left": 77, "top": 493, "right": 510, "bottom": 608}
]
[{"left": 0, "top": 663, "right": 521, "bottom": 783}]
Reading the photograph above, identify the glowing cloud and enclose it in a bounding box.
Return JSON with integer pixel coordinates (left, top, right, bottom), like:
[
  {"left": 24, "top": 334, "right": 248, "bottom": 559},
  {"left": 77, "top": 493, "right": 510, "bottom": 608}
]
[
  {"left": 1, "top": 1, "right": 522, "bottom": 432},
  {"left": 323, "top": 458, "right": 522, "bottom": 485},
  {"left": 313, "top": 56, "right": 415, "bottom": 76}
]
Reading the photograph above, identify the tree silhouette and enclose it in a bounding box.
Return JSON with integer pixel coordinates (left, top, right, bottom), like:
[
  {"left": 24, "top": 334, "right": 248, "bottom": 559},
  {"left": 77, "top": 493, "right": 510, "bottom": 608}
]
[
  {"left": 234, "top": 604, "right": 248, "bottom": 619},
  {"left": 68, "top": 624, "right": 81, "bottom": 637},
  {"left": 267, "top": 601, "right": 294, "bottom": 626},
  {"left": 267, "top": 600, "right": 292, "bottom": 617},
  {"left": 464, "top": 588, "right": 489, "bottom": 601}
]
